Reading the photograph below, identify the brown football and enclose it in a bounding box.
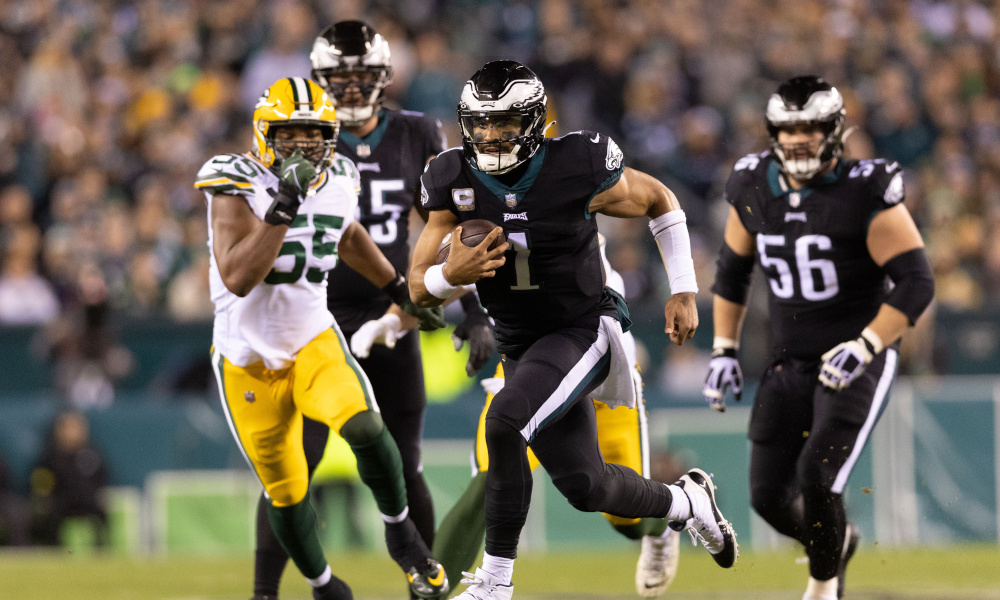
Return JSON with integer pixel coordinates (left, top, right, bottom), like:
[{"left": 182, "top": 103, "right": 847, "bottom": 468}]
[{"left": 435, "top": 219, "right": 506, "bottom": 264}]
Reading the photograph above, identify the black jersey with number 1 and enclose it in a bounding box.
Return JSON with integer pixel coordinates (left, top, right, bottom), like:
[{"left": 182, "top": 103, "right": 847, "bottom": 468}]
[
  {"left": 723, "top": 151, "right": 906, "bottom": 361},
  {"left": 326, "top": 109, "right": 446, "bottom": 332},
  {"left": 420, "top": 130, "right": 625, "bottom": 354}
]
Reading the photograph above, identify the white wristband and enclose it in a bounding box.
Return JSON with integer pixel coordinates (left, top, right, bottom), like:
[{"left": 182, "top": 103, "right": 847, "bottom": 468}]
[
  {"left": 860, "top": 327, "right": 884, "bottom": 354},
  {"left": 713, "top": 337, "right": 739, "bottom": 351},
  {"left": 649, "top": 210, "right": 698, "bottom": 295},
  {"left": 424, "top": 264, "right": 458, "bottom": 300}
]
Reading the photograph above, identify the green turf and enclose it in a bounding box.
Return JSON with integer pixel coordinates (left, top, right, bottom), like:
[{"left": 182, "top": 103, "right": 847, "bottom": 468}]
[{"left": 0, "top": 546, "right": 998, "bottom": 599}]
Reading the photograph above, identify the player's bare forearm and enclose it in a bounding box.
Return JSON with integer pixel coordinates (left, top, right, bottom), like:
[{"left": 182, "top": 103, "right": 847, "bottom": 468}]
[
  {"left": 385, "top": 303, "right": 419, "bottom": 330},
  {"left": 589, "top": 167, "right": 681, "bottom": 219},
  {"left": 409, "top": 212, "right": 458, "bottom": 307},
  {"left": 211, "top": 193, "right": 288, "bottom": 297},
  {"left": 338, "top": 221, "right": 396, "bottom": 288},
  {"left": 713, "top": 295, "right": 747, "bottom": 343}
]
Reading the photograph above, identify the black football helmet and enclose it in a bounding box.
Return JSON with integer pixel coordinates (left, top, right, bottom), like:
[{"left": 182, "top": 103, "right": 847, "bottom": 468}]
[
  {"left": 458, "top": 60, "right": 547, "bottom": 174},
  {"left": 766, "top": 75, "right": 846, "bottom": 181},
  {"left": 310, "top": 21, "right": 393, "bottom": 127}
]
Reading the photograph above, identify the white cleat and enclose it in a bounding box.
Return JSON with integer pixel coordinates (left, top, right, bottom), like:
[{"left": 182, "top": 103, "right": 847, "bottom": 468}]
[
  {"left": 454, "top": 568, "right": 514, "bottom": 600},
  {"left": 670, "top": 468, "right": 739, "bottom": 568},
  {"left": 635, "top": 527, "right": 680, "bottom": 597}
]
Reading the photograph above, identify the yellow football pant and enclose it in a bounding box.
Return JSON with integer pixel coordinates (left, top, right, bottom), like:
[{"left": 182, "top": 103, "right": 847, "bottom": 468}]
[
  {"left": 212, "top": 327, "right": 375, "bottom": 507},
  {"left": 474, "top": 364, "right": 648, "bottom": 527}
]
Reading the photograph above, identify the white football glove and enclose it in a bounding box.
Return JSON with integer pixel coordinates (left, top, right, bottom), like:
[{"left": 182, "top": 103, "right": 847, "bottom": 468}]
[
  {"left": 819, "top": 328, "right": 883, "bottom": 391},
  {"left": 702, "top": 347, "right": 743, "bottom": 412},
  {"left": 350, "top": 314, "right": 403, "bottom": 359}
]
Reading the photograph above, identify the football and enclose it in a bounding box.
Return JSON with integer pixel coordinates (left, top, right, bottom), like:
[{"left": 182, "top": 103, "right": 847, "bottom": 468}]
[{"left": 435, "top": 219, "right": 506, "bottom": 264}]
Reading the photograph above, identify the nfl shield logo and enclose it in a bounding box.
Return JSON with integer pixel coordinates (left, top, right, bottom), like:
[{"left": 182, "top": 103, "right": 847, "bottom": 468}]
[
  {"left": 789, "top": 192, "right": 801, "bottom": 208},
  {"left": 505, "top": 193, "right": 517, "bottom": 207},
  {"left": 245, "top": 391, "right": 256, "bottom": 403},
  {"left": 357, "top": 143, "right": 371, "bottom": 158}
]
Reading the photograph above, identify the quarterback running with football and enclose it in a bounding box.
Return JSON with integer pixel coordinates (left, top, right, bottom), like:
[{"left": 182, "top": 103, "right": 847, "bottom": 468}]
[
  {"left": 702, "top": 76, "right": 934, "bottom": 600},
  {"left": 410, "top": 61, "right": 739, "bottom": 600},
  {"left": 247, "top": 22, "right": 493, "bottom": 600},
  {"left": 432, "top": 234, "right": 681, "bottom": 598},
  {"left": 197, "top": 77, "right": 448, "bottom": 600}
]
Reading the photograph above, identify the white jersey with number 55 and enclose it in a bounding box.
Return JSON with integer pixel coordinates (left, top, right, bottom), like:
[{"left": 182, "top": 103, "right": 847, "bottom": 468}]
[{"left": 196, "top": 151, "right": 361, "bottom": 369}]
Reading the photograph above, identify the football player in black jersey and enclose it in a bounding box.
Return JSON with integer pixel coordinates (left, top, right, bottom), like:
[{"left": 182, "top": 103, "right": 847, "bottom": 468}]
[
  {"left": 409, "top": 61, "right": 739, "bottom": 600},
  {"left": 248, "top": 22, "right": 491, "bottom": 600},
  {"left": 703, "top": 76, "right": 934, "bottom": 600}
]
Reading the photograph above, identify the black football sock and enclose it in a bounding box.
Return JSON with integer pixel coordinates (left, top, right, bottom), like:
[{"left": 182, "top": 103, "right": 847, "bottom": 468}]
[
  {"left": 265, "top": 498, "right": 328, "bottom": 580},
  {"left": 254, "top": 493, "right": 290, "bottom": 598},
  {"left": 803, "top": 486, "right": 846, "bottom": 581},
  {"left": 404, "top": 471, "right": 436, "bottom": 548},
  {"left": 432, "top": 471, "right": 487, "bottom": 587}
]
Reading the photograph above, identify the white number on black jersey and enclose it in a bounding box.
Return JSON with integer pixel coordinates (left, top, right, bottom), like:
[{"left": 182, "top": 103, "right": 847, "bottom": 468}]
[{"left": 757, "top": 234, "right": 839, "bottom": 301}]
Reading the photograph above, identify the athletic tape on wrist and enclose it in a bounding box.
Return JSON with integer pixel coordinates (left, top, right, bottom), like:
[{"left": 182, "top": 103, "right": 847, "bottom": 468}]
[
  {"left": 649, "top": 210, "right": 698, "bottom": 295},
  {"left": 424, "top": 264, "right": 457, "bottom": 300}
]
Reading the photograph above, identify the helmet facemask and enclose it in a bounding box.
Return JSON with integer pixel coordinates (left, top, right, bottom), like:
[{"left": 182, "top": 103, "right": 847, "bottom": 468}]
[
  {"left": 252, "top": 77, "right": 340, "bottom": 173},
  {"left": 263, "top": 121, "right": 339, "bottom": 171},
  {"left": 458, "top": 61, "right": 547, "bottom": 174},
  {"left": 766, "top": 77, "right": 846, "bottom": 182},
  {"left": 459, "top": 110, "right": 543, "bottom": 174},
  {"left": 311, "top": 21, "right": 393, "bottom": 127}
]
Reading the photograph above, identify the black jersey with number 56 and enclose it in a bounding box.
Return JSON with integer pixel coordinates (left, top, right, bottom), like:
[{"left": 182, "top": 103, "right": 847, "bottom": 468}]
[
  {"left": 723, "top": 151, "right": 906, "bottom": 361},
  {"left": 420, "top": 131, "right": 625, "bottom": 353},
  {"left": 326, "top": 109, "right": 446, "bottom": 332}
]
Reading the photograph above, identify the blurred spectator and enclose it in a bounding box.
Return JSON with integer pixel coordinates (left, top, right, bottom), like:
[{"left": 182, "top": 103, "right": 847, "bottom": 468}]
[
  {"left": 34, "top": 266, "right": 134, "bottom": 409},
  {"left": 0, "top": 449, "right": 30, "bottom": 546},
  {"left": 0, "top": 224, "right": 59, "bottom": 325},
  {"left": 29, "top": 411, "right": 110, "bottom": 548},
  {"left": 0, "top": 0, "right": 993, "bottom": 380}
]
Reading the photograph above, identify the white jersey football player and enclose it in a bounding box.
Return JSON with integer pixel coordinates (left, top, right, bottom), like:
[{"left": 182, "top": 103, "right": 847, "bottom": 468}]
[{"left": 195, "top": 76, "right": 448, "bottom": 600}]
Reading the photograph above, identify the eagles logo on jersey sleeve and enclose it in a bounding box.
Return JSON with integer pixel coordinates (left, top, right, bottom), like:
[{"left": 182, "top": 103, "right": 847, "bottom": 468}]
[
  {"left": 845, "top": 158, "right": 905, "bottom": 213},
  {"left": 557, "top": 130, "right": 625, "bottom": 201}
]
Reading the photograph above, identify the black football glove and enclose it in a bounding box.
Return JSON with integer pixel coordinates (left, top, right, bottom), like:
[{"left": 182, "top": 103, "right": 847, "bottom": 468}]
[
  {"left": 264, "top": 150, "right": 316, "bottom": 226},
  {"left": 454, "top": 294, "right": 495, "bottom": 376},
  {"left": 382, "top": 272, "right": 446, "bottom": 331}
]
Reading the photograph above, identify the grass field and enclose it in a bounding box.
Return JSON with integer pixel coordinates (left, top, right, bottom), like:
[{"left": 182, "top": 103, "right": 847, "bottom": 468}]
[{"left": 1, "top": 546, "right": 999, "bottom": 600}]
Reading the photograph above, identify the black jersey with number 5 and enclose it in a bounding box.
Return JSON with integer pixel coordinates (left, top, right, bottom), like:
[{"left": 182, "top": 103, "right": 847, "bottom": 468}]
[
  {"left": 420, "top": 131, "right": 625, "bottom": 353},
  {"left": 326, "top": 109, "right": 446, "bottom": 332},
  {"left": 723, "top": 151, "right": 906, "bottom": 361}
]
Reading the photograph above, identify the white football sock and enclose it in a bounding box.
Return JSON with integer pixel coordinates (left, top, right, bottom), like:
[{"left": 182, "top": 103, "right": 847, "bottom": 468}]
[
  {"left": 664, "top": 484, "right": 692, "bottom": 522},
  {"left": 307, "top": 565, "right": 332, "bottom": 587},
  {"left": 481, "top": 552, "right": 515, "bottom": 586},
  {"left": 803, "top": 575, "right": 838, "bottom": 600}
]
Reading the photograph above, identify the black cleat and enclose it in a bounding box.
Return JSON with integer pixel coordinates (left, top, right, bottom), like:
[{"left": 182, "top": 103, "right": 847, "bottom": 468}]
[
  {"left": 407, "top": 558, "right": 449, "bottom": 599},
  {"left": 837, "top": 524, "right": 860, "bottom": 598},
  {"left": 312, "top": 575, "right": 353, "bottom": 600},
  {"left": 386, "top": 518, "right": 450, "bottom": 598}
]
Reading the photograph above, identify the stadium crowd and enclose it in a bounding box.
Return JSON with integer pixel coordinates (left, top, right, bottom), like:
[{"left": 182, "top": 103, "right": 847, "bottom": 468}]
[{"left": 0, "top": 0, "right": 996, "bottom": 376}]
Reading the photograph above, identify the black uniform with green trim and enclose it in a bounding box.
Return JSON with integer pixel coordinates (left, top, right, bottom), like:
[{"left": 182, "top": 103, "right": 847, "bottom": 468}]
[
  {"left": 421, "top": 131, "right": 675, "bottom": 561},
  {"left": 327, "top": 108, "right": 446, "bottom": 332},
  {"left": 419, "top": 130, "right": 622, "bottom": 355},
  {"left": 722, "top": 151, "right": 906, "bottom": 361}
]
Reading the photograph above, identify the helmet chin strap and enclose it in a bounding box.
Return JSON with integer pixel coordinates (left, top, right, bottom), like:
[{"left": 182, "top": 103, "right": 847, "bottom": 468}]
[
  {"left": 475, "top": 143, "right": 522, "bottom": 173},
  {"left": 337, "top": 105, "right": 376, "bottom": 127}
]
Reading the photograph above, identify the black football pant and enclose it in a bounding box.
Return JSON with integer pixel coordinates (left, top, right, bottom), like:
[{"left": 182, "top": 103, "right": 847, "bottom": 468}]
[
  {"left": 748, "top": 349, "right": 897, "bottom": 581},
  {"left": 484, "top": 319, "right": 674, "bottom": 559},
  {"left": 254, "top": 331, "right": 433, "bottom": 596}
]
